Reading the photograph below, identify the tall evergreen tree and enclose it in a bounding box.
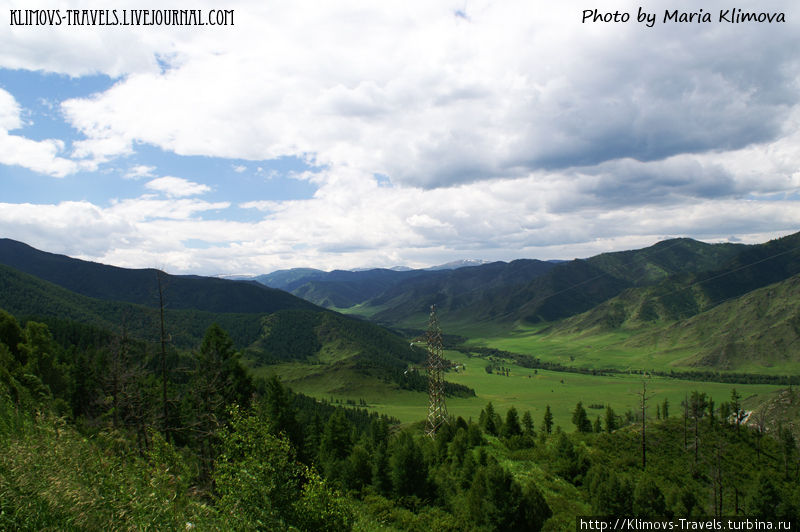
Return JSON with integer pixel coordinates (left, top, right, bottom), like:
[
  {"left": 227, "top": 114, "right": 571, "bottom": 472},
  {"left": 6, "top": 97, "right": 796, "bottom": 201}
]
[
  {"left": 605, "top": 405, "right": 617, "bottom": 433},
  {"left": 730, "top": 388, "right": 743, "bottom": 434},
  {"left": 389, "top": 432, "right": 428, "bottom": 500},
  {"left": 632, "top": 476, "right": 667, "bottom": 517},
  {"left": 543, "top": 405, "right": 554, "bottom": 435},
  {"left": 187, "top": 323, "right": 254, "bottom": 481},
  {"left": 689, "top": 391, "right": 708, "bottom": 467},
  {"left": 502, "top": 406, "right": 522, "bottom": 438},
  {"left": 572, "top": 401, "right": 592, "bottom": 433},
  {"left": 261, "top": 374, "right": 302, "bottom": 448},
  {"left": 521, "top": 410, "right": 534, "bottom": 435},
  {"left": 319, "top": 410, "right": 353, "bottom": 462},
  {"left": 482, "top": 402, "right": 500, "bottom": 436},
  {"left": 707, "top": 396, "right": 716, "bottom": 428}
]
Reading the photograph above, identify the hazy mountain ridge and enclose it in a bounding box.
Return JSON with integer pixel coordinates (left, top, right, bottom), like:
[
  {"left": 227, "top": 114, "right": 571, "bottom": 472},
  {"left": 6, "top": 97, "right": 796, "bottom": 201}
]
[
  {"left": 550, "top": 232, "right": 800, "bottom": 334},
  {"left": 4, "top": 232, "right": 800, "bottom": 376},
  {"left": 0, "top": 238, "right": 316, "bottom": 315},
  {"left": 248, "top": 237, "right": 752, "bottom": 327},
  {"left": 0, "top": 263, "right": 264, "bottom": 347},
  {"left": 0, "top": 239, "right": 472, "bottom": 396},
  {"left": 359, "top": 237, "right": 748, "bottom": 327},
  {"left": 254, "top": 260, "right": 504, "bottom": 309}
]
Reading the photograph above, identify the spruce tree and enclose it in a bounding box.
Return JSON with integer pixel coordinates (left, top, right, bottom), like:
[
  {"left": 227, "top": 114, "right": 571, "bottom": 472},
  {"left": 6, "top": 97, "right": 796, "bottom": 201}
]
[
  {"left": 572, "top": 401, "right": 592, "bottom": 433},
  {"left": 543, "top": 405, "right": 554, "bottom": 435},
  {"left": 730, "top": 388, "right": 743, "bottom": 434},
  {"left": 501, "top": 406, "right": 522, "bottom": 438},
  {"left": 605, "top": 405, "right": 617, "bottom": 433},
  {"left": 522, "top": 410, "right": 534, "bottom": 435}
]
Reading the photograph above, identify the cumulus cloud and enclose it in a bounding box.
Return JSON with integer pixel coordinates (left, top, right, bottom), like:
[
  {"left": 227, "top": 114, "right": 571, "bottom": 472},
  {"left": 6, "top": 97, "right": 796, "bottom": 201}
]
[
  {"left": 124, "top": 165, "right": 156, "bottom": 179},
  {"left": 0, "top": 88, "right": 80, "bottom": 177},
  {"left": 47, "top": 0, "right": 799, "bottom": 191},
  {"left": 145, "top": 176, "right": 211, "bottom": 197},
  {"left": 3, "top": 163, "right": 800, "bottom": 275},
  {"left": 1, "top": 0, "right": 799, "bottom": 273}
]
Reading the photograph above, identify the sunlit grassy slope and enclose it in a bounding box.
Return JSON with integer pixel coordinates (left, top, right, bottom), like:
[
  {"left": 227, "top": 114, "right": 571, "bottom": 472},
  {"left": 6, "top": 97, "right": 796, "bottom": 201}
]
[
  {"left": 255, "top": 349, "right": 782, "bottom": 429},
  {"left": 460, "top": 274, "right": 800, "bottom": 375}
]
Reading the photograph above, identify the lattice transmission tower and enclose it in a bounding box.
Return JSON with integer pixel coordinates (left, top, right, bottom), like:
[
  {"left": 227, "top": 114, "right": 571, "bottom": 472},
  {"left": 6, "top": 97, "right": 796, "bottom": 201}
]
[{"left": 424, "top": 304, "right": 449, "bottom": 438}]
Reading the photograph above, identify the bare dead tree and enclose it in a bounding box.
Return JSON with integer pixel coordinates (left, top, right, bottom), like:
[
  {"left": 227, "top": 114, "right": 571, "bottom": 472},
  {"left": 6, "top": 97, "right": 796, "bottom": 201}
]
[
  {"left": 156, "top": 271, "right": 170, "bottom": 437},
  {"left": 634, "top": 380, "right": 655, "bottom": 469},
  {"left": 102, "top": 321, "right": 152, "bottom": 453}
]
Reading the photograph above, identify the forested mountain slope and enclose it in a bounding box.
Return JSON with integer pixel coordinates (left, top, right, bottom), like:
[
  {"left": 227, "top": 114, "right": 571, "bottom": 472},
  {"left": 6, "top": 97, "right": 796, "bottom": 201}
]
[
  {"left": 0, "top": 247, "right": 465, "bottom": 396},
  {"left": 0, "top": 263, "right": 263, "bottom": 347},
  {"left": 363, "top": 237, "right": 747, "bottom": 327},
  {"left": 0, "top": 238, "right": 315, "bottom": 314}
]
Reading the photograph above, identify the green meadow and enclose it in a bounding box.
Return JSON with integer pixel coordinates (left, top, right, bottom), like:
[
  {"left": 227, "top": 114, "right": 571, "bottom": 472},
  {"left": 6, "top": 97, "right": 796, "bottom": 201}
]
[
  {"left": 463, "top": 324, "right": 673, "bottom": 371},
  {"left": 459, "top": 321, "right": 800, "bottom": 375},
  {"left": 253, "top": 348, "right": 784, "bottom": 429}
]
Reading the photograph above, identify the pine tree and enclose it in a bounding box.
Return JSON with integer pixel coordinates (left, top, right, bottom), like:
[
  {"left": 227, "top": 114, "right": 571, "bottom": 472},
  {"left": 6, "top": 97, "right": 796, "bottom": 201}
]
[
  {"left": 632, "top": 476, "right": 666, "bottom": 517},
  {"left": 689, "top": 391, "right": 708, "bottom": 467},
  {"left": 522, "top": 410, "right": 534, "bottom": 435},
  {"left": 635, "top": 381, "right": 654, "bottom": 469},
  {"left": 262, "top": 374, "right": 302, "bottom": 448},
  {"left": 543, "top": 405, "right": 554, "bottom": 435},
  {"left": 780, "top": 426, "right": 796, "bottom": 480},
  {"left": 188, "top": 323, "right": 254, "bottom": 482},
  {"left": 605, "top": 405, "right": 617, "bottom": 433},
  {"left": 389, "top": 432, "right": 428, "bottom": 499},
  {"left": 501, "top": 406, "right": 522, "bottom": 438},
  {"left": 572, "top": 401, "right": 592, "bottom": 433},
  {"left": 730, "top": 388, "right": 743, "bottom": 434},
  {"left": 482, "top": 402, "right": 499, "bottom": 436},
  {"left": 707, "top": 396, "right": 716, "bottom": 428}
]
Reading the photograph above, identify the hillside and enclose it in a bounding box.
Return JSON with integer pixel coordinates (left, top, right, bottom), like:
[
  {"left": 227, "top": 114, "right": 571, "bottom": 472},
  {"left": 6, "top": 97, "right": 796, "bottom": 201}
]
[
  {"left": 628, "top": 273, "right": 800, "bottom": 371},
  {"left": 367, "top": 259, "right": 558, "bottom": 326},
  {"left": 255, "top": 260, "right": 558, "bottom": 317},
  {"left": 247, "top": 237, "right": 751, "bottom": 332},
  {"left": 535, "top": 232, "right": 800, "bottom": 367},
  {"left": 362, "top": 237, "right": 746, "bottom": 329},
  {"left": 0, "top": 241, "right": 472, "bottom": 397},
  {"left": 245, "top": 308, "right": 474, "bottom": 399},
  {"left": 528, "top": 271, "right": 800, "bottom": 374},
  {"left": 0, "top": 238, "right": 316, "bottom": 314},
  {"left": 0, "top": 263, "right": 263, "bottom": 347},
  {"left": 287, "top": 268, "right": 427, "bottom": 309}
]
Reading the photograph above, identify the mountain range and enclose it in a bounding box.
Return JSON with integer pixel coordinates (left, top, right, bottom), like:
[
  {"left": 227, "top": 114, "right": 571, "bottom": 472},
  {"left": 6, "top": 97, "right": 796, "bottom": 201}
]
[
  {"left": 1, "top": 231, "right": 800, "bottom": 378},
  {"left": 249, "top": 236, "right": 753, "bottom": 328}
]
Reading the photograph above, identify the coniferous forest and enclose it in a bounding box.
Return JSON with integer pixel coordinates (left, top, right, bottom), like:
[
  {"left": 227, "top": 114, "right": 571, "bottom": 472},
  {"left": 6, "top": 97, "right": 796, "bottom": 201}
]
[
  {"left": 3, "top": 306, "right": 800, "bottom": 530},
  {"left": 3, "top": 235, "right": 800, "bottom": 530},
  {"left": 4, "top": 1, "right": 800, "bottom": 528}
]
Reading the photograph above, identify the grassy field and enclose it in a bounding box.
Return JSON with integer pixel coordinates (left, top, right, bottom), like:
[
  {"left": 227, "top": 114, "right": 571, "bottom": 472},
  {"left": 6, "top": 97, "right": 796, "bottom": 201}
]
[
  {"left": 463, "top": 324, "right": 674, "bottom": 371},
  {"left": 250, "top": 349, "right": 784, "bottom": 430},
  {"left": 459, "top": 321, "right": 800, "bottom": 375}
]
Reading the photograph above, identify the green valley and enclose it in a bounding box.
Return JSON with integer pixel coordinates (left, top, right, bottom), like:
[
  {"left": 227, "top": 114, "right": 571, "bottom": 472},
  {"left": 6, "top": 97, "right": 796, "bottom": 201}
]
[{"left": 2, "top": 233, "right": 800, "bottom": 530}]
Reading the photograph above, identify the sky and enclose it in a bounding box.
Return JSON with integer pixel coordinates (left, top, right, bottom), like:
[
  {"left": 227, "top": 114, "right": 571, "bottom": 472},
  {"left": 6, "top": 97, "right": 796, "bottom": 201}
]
[{"left": 1, "top": 0, "right": 799, "bottom": 275}]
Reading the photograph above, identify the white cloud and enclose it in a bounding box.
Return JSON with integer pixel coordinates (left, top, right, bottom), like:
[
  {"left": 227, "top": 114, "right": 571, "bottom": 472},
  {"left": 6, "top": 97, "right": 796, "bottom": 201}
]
[
  {"left": 108, "top": 196, "right": 229, "bottom": 220},
  {"left": 0, "top": 87, "right": 23, "bottom": 131},
  {"left": 145, "top": 176, "right": 211, "bottom": 197},
  {"left": 4, "top": 172, "right": 799, "bottom": 275},
  {"left": 124, "top": 165, "right": 156, "bottom": 179},
  {"left": 1, "top": 0, "right": 799, "bottom": 272},
  {"left": 0, "top": 88, "right": 80, "bottom": 177},
  {"left": 48, "top": 0, "right": 799, "bottom": 192}
]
